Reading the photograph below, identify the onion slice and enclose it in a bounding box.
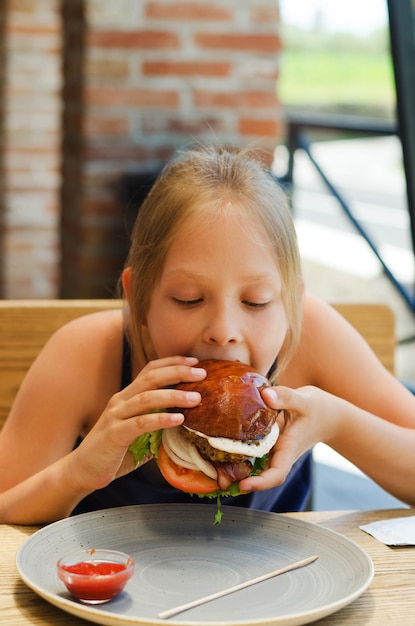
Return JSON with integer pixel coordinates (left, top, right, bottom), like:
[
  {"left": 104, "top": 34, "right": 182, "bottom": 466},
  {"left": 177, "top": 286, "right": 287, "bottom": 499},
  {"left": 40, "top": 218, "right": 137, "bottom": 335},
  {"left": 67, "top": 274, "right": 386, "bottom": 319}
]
[
  {"left": 162, "top": 427, "right": 217, "bottom": 480},
  {"left": 187, "top": 443, "right": 218, "bottom": 480},
  {"left": 162, "top": 428, "right": 199, "bottom": 470}
]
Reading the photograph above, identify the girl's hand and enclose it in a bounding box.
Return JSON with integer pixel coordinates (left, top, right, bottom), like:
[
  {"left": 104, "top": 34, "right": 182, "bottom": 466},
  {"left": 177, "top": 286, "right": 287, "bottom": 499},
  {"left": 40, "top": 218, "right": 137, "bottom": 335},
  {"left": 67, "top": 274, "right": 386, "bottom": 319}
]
[
  {"left": 68, "top": 356, "right": 207, "bottom": 493},
  {"left": 239, "top": 385, "right": 340, "bottom": 492}
]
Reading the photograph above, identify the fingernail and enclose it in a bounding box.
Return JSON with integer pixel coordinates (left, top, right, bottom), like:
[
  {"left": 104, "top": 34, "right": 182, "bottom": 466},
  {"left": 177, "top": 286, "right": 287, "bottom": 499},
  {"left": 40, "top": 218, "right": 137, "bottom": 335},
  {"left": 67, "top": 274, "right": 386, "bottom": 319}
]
[
  {"left": 191, "top": 367, "right": 206, "bottom": 377},
  {"left": 170, "top": 413, "right": 184, "bottom": 424},
  {"left": 266, "top": 388, "right": 279, "bottom": 401},
  {"left": 186, "top": 391, "right": 200, "bottom": 402}
]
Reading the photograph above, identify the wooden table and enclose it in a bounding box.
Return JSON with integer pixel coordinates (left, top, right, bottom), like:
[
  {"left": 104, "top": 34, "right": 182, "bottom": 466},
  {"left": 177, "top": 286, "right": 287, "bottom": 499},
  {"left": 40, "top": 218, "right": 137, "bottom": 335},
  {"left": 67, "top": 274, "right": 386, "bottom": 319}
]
[{"left": 2, "top": 508, "right": 415, "bottom": 625}]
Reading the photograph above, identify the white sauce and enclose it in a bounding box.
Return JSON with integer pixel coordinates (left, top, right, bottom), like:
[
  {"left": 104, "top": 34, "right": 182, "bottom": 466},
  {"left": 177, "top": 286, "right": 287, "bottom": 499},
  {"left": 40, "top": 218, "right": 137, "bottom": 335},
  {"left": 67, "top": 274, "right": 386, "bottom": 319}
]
[{"left": 183, "top": 422, "right": 279, "bottom": 458}]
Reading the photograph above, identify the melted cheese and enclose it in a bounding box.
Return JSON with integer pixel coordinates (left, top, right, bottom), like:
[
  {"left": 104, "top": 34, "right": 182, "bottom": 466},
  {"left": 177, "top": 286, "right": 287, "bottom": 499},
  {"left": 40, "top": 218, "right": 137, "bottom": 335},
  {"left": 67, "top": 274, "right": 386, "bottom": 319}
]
[{"left": 184, "top": 422, "right": 279, "bottom": 458}]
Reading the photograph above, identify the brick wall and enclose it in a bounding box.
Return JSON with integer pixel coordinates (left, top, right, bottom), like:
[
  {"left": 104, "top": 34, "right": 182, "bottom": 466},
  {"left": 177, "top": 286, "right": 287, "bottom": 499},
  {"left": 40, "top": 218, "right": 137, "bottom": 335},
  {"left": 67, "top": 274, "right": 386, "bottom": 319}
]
[
  {"left": 1, "top": 0, "right": 283, "bottom": 298},
  {"left": 0, "top": 0, "right": 62, "bottom": 298}
]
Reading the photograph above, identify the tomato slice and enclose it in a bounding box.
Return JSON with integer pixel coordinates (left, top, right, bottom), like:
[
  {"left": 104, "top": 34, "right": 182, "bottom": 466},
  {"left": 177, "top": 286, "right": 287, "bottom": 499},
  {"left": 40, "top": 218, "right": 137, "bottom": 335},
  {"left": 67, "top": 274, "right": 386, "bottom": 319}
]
[{"left": 158, "top": 444, "right": 219, "bottom": 494}]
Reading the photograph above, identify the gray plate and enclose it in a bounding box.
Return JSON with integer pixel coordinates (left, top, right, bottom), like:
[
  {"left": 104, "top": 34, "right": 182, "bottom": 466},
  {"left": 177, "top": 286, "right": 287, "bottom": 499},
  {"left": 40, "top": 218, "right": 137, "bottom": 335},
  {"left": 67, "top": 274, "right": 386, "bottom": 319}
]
[{"left": 16, "top": 504, "right": 373, "bottom": 626}]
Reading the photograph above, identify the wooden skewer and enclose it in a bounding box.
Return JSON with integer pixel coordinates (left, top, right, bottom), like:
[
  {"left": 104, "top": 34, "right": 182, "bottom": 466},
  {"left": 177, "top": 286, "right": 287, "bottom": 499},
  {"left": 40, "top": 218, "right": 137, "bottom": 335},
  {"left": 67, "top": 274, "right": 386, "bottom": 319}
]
[{"left": 158, "top": 555, "right": 319, "bottom": 620}]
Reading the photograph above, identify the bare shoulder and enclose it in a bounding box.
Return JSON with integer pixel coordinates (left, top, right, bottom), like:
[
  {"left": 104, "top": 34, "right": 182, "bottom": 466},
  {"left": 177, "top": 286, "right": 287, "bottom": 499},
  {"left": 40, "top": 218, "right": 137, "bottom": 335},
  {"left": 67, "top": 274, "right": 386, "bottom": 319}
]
[
  {"left": 302, "top": 294, "right": 352, "bottom": 336},
  {"left": 288, "top": 294, "right": 415, "bottom": 423},
  {"left": 301, "top": 293, "right": 375, "bottom": 342},
  {"left": 282, "top": 295, "right": 354, "bottom": 385},
  {"left": 10, "top": 309, "right": 125, "bottom": 430},
  {"left": 43, "top": 309, "right": 125, "bottom": 400},
  {"left": 288, "top": 294, "right": 375, "bottom": 386},
  {"left": 288, "top": 295, "right": 359, "bottom": 365},
  {"left": 47, "top": 309, "right": 124, "bottom": 357}
]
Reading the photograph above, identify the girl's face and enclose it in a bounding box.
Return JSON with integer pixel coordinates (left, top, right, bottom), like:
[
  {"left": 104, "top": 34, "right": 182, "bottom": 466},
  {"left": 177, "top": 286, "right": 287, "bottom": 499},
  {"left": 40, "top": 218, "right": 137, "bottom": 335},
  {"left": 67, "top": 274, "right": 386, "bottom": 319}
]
[{"left": 145, "top": 208, "right": 289, "bottom": 376}]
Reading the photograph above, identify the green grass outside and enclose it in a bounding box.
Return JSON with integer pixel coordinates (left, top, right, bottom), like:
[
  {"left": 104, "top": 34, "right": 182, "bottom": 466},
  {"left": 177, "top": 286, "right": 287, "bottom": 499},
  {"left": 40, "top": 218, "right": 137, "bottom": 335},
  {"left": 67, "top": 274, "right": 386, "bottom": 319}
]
[{"left": 278, "top": 28, "right": 396, "bottom": 118}]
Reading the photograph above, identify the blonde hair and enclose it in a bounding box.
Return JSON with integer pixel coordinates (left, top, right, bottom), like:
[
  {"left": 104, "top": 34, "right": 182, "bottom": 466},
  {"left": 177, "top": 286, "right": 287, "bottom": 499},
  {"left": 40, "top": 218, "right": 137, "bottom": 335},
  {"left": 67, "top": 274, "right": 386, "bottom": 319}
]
[{"left": 124, "top": 145, "right": 303, "bottom": 381}]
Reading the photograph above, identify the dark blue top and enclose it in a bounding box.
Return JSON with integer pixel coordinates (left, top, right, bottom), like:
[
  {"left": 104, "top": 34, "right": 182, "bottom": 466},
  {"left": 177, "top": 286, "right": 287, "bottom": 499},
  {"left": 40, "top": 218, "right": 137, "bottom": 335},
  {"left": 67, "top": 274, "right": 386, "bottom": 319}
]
[{"left": 72, "top": 336, "right": 312, "bottom": 516}]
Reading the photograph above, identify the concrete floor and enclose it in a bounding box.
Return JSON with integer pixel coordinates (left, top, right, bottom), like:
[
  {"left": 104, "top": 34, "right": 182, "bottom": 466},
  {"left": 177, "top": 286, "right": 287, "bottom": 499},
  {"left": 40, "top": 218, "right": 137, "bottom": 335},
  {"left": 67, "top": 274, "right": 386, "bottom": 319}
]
[{"left": 283, "top": 135, "right": 413, "bottom": 511}]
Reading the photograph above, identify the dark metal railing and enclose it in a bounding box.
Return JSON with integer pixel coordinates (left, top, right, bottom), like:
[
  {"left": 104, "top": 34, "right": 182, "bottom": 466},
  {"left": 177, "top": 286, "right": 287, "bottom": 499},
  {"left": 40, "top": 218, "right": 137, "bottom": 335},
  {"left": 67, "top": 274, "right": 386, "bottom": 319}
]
[{"left": 282, "top": 112, "right": 415, "bottom": 310}]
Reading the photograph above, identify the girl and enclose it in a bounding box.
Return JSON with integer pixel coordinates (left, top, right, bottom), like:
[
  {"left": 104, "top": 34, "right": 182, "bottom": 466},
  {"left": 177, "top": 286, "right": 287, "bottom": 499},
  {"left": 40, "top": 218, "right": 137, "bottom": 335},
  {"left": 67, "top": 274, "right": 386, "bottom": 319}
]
[{"left": 1, "top": 145, "right": 415, "bottom": 525}]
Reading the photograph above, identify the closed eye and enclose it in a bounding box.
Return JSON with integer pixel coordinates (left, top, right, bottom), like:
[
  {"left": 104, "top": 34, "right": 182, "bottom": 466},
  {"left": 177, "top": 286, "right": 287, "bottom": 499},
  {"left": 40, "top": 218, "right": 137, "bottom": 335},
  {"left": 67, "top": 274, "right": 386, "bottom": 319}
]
[
  {"left": 243, "top": 300, "right": 271, "bottom": 309},
  {"left": 172, "top": 297, "right": 203, "bottom": 307}
]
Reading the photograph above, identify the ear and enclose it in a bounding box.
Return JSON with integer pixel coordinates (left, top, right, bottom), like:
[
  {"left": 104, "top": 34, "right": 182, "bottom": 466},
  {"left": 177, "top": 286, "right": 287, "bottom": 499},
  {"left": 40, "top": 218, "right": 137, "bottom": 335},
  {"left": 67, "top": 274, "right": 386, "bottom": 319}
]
[{"left": 121, "top": 267, "right": 132, "bottom": 303}]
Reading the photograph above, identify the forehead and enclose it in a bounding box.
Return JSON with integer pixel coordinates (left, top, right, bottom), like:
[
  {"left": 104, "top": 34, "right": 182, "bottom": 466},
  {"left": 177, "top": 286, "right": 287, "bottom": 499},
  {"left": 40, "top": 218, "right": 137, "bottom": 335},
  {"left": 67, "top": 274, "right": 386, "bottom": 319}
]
[
  {"left": 163, "top": 208, "right": 281, "bottom": 279},
  {"left": 175, "top": 201, "right": 272, "bottom": 242}
]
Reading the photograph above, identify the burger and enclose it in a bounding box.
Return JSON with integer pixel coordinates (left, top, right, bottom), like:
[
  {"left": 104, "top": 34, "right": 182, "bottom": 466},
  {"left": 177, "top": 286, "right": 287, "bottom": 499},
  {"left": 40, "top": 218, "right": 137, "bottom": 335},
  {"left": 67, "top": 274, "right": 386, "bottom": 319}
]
[{"left": 128, "top": 359, "right": 279, "bottom": 521}]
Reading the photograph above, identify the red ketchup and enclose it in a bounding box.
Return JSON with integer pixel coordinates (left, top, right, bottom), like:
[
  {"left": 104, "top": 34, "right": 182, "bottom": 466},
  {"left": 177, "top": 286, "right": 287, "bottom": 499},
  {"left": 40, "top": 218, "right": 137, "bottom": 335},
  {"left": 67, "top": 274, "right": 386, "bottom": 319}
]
[{"left": 59, "top": 559, "right": 133, "bottom": 602}]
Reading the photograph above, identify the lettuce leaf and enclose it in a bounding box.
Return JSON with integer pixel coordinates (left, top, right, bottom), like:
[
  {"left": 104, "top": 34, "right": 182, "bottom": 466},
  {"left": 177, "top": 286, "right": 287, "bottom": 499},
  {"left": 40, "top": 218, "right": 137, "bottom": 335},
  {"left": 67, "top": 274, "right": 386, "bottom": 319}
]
[
  {"left": 251, "top": 454, "right": 268, "bottom": 476},
  {"left": 128, "top": 429, "right": 162, "bottom": 466}
]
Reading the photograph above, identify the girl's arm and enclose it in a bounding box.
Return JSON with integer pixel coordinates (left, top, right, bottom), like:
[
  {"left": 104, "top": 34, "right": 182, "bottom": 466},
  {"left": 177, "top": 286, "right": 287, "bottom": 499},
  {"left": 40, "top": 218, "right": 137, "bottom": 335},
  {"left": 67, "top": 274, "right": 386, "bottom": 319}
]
[
  {"left": 0, "top": 410, "right": 185, "bottom": 525},
  {"left": 0, "top": 312, "right": 205, "bottom": 525},
  {"left": 243, "top": 385, "right": 415, "bottom": 506},
  {"left": 241, "top": 295, "right": 415, "bottom": 503}
]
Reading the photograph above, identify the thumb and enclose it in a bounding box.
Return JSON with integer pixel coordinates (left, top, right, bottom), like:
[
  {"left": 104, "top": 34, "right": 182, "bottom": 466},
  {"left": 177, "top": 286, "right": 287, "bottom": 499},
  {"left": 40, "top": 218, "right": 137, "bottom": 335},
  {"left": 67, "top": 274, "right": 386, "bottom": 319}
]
[{"left": 262, "top": 385, "right": 312, "bottom": 413}]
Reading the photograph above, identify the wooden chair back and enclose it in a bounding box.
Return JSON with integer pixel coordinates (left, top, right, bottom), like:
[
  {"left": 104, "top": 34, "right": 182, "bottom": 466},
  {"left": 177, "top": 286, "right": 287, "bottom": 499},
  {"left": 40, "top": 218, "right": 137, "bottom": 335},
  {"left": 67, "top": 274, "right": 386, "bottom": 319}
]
[
  {"left": 332, "top": 303, "right": 395, "bottom": 375},
  {"left": 0, "top": 300, "right": 395, "bottom": 431}
]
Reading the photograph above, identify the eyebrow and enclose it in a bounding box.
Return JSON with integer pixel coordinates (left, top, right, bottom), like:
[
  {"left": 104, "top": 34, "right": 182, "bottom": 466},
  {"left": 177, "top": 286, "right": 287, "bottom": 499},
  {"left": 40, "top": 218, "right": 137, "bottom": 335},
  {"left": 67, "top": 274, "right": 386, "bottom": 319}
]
[{"left": 163, "top": 270, "right": 278, "bottom": 284}]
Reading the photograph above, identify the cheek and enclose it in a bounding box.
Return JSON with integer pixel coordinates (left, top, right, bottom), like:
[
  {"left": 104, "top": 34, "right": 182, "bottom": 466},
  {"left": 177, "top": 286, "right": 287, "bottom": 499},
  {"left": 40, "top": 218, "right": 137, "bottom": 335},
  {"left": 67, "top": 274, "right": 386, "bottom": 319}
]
[
  {"left": 250, "top": 314, "right": 286, "bottom": 371},
  {"left": 267, "top": 323, "right": 287, "bottom": 357},
  {"left": 146, "top": 312, "right": 187, "bottom": 358},
  {"left": 265, "top": 304, "right": 288, "bottom": 339}
]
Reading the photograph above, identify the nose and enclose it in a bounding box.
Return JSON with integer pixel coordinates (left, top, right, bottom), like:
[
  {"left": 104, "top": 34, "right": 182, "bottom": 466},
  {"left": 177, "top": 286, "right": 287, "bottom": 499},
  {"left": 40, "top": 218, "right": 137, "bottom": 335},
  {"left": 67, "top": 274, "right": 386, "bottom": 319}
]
[{"left": 203, "top": 301, "right": 242, "bottom": 346}]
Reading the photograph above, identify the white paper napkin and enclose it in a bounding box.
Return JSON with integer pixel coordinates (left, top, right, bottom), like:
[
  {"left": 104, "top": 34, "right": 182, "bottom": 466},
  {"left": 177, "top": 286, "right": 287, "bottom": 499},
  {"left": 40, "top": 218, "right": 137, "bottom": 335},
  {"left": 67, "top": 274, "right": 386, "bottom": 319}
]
[{"left": 360, "top": 515, "right": 415, "bottom": 546}]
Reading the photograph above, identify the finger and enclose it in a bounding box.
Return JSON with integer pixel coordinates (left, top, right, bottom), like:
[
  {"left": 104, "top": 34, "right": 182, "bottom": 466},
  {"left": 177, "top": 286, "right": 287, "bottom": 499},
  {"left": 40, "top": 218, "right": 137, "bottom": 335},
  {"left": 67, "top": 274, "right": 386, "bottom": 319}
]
[
  {"left": 262, "top": 386, "right": 312, "bottom": 416},
  {"left": 101, "top": 407, "right": 185, "bottom": 452},
  {"left": 239, "top": 465, "right": 287, "bottom": 492},
  {"left": 142, "top": 355, "right": 200, "bottom": 372},
  {"left": 240, "top": 436, "right": 303, "bottom": 491},
  {"left": 120, "top": 386, "right": 203, "bottom": 419},
  {"left": 239, "top": 420, "right": 308, "bottom": 493},
  {"left": 132, "top": 409, "right": 184, "bottom": 435},
  {"left": 126, "top": 361, "right": 207, "bottom": 397}
]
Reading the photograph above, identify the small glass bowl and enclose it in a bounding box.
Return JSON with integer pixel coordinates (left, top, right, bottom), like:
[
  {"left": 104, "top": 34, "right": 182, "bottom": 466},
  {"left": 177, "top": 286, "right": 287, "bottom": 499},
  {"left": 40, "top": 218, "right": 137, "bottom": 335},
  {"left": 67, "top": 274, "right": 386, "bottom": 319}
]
[{"left": 57, "top": 548, "right": 135, "bottom": 604}]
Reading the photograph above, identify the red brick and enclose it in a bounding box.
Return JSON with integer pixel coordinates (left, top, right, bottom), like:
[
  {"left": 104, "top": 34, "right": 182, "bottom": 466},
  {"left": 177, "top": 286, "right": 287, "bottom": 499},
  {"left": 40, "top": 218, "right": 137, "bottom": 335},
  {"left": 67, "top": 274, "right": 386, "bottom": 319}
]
[
  {"left": 250, "top": 6, "right": 280, "bottom": 22},
  {"left": 238, "top": 117, "right": 283, "bottom": 138},
  {"left": 6, "top": 23, "right": 59, "bottom": 36},
  {"left": 86, "top": 58, "right": 130, "bottom": 79},
  {"left": 85, "top": 87, "right": 180, "bottom": 108},
  {"left": 145, "top": 2, "right": 234, "bottom": 20},
  {"left": 85, "top": 116, "right": 130, "bottom": 137},
  {"left": 195, "top": 32, "right": 281, "bottom": 53},
  {"left": 193, "top": 90, "right": 278, "bottom": 109},
  {"left": 87, "top": 30, "right": 180, "bottom": 50},
  {"left": 84, "top": 144, "right": 175, "bottom": 163},
  {"left": 5, "top": 145, "right": 60, "bottom": 156},
  {"left": 142, "top": 115, "right": 225, "bottom": 135},
  {"left": 167, "top": 117, "right": 225, "bottom": 134},
  {"left": 143, "top": 60, "right": 231, "bottom": 77}
]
